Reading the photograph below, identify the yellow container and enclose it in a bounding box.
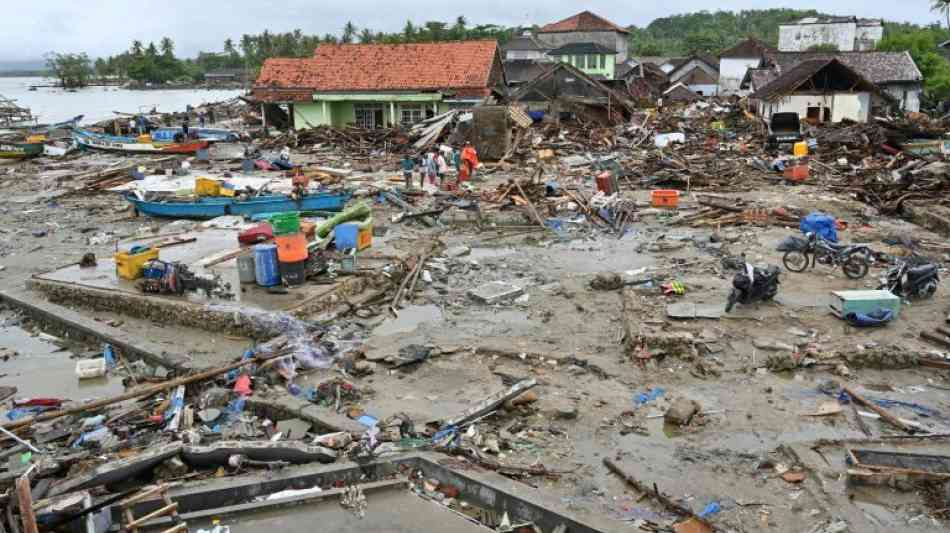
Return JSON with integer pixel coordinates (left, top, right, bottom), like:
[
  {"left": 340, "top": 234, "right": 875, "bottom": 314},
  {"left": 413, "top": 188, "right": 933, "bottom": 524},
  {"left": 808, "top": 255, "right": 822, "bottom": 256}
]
[
  {"left": 137, "top": 134, "right": 152, "bottom": 144},
  {"left": 195, "top": 177, "right": 221, "bottom": 197},
  {"left": 26, "top": 134, "right": 47, "bottom": 143},
  {"left": 115, "top": 247, "right": 159, "bottom": 280},
  {"left": 793, "top": 141, "right": 809, "bottom": 157},
  {"left": 219, "top": 186, "right": 236, "bottom": 197}
]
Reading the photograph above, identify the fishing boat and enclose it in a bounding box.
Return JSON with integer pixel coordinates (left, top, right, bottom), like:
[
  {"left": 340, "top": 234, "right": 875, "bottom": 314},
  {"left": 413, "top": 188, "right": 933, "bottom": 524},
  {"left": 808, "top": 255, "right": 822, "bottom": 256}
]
[
  {"left": 124, "top": 191, "right": 352, "bottom": 219},
  {"left": 0, "top": 141, "right": 43, "bottom": 159},
  {"left": 73, "top": 129, "right": 208, "bottom": 154},
  {"left": 150, "top": 127, "right": 241, "bottom": 143}
]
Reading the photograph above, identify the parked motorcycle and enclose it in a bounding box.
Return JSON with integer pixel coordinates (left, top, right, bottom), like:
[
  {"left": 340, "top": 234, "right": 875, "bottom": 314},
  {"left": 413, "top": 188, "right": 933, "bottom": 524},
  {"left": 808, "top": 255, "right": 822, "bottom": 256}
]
[
  {"left": 782, "top": 232, "right": 871, "bottom": 279},
  {"left": 878, "top": 260, "right": 940, "bottom": 299},
  {"left": 726, "top": 263, "right": 781, "bottom": 312}
]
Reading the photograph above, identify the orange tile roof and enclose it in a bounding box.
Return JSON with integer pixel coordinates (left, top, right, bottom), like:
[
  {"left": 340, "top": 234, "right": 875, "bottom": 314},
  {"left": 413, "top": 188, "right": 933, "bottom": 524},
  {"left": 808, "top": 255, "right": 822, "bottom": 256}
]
[
  {"left": 540, "top": 10, "right": 629, "bottom": 34},
  {"left": 254, "top": 41, "right": 500, "bottom": 97}
]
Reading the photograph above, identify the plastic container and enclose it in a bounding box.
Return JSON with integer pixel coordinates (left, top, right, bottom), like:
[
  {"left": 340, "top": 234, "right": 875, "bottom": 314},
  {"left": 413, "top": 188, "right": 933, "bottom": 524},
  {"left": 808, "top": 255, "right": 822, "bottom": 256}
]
[
  {"left": 595, "top": 171, "right": 616, "bottom": 195},
  {"left": 279, "top": 260, "right": 306, "bottom": 286},
  {"left": 137, "top": 134, "right": 152, "bottom": 144},
  {"left": 76, "top": 358, "right": 107, "bottom": 379},
  {"left": 195, "top": 177, "right": 221, "bottom": 197},
  {"left": 115, "top": 247, "right": 160, "bottom": 280},
  {"left": 270, "top": 212, "right": 301, "bottom": 236},
  {"left": 784, "top": 163, "right": 809, "bottom": 182},
  {"left": 254, "top": 244, "right": 280, "bottom": 287},
  {"left": 275, "top": 232, "right": 309, "bottom": 262},
  {"left": 335, "top": 223, "right": 360, "bottom": 251},
  {"left": 357, "top": 225, "right": 373, "bottom": 251},
  {"left": 651, "top": 189, "right": 680, "bottom": 208},
  {"left": 793, "top": 141, "right": 809, "bottom": 157},
  {"left": 237, "top": 254, "right": 256, "bottom": 284}
]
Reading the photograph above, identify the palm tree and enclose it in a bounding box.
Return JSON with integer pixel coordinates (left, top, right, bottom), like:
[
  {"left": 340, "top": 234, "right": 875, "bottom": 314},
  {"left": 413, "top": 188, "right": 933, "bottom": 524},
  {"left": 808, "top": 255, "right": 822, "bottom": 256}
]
[
  {"left": 358, "top": 28, "right": 375, "bottom": 44},
  {"left": 342, "top": 21, "right": 357, "bottom": 44},
  {"left": 452, "top": 16, "right": 467, "bottom": 40},
  {"left": 933, "top": 0, "right": 950, "bottom": 29}
]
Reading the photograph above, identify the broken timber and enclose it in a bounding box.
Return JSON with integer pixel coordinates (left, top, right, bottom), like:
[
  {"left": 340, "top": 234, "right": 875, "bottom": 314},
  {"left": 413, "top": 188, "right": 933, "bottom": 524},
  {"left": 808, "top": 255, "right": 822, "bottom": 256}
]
[{"left": 440, "top": 378, "right": 537, "bottom": 429}]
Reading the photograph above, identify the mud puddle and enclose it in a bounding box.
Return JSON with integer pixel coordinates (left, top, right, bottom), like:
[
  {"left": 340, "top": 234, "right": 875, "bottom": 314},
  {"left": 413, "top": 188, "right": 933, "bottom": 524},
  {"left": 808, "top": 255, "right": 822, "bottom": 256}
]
[
  {"left": 374, "top": 304, "right": 443, "bottom": 336},
  {"left": 0, "top": 315, "right": 124, "bottom": 399}
]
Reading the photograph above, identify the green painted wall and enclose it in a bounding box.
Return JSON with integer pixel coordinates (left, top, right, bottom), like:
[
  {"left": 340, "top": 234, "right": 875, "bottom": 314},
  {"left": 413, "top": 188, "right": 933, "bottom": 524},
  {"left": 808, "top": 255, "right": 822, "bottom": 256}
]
[
  {"left": 557, "top": 54, "right": 616, "bottom": 79},
  {"left": 293, "top": 98, "right": 453, "bottom": 130}
]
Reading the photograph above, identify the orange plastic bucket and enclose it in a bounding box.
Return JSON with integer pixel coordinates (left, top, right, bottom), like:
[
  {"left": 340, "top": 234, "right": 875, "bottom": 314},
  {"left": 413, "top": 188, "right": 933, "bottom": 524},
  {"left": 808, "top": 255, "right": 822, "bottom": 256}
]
[{"left": 274, "top": 233, "right": 308, "bottom": 262}]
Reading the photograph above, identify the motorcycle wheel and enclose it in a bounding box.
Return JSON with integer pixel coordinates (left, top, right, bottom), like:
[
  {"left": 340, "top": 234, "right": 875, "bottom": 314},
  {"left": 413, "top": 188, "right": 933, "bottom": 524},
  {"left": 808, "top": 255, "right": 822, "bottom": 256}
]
[
  {"left": 919, "top": 280, "right": 938, "bottom": 299},
  {"left": 725, "top": 289, "right": 739, "bottom": 313},
  {"left": 842, "top": 256, "right": 869, "bottom": 279},
  {"left": 782, "top": 250, "right": 809, "bottom": 272}
]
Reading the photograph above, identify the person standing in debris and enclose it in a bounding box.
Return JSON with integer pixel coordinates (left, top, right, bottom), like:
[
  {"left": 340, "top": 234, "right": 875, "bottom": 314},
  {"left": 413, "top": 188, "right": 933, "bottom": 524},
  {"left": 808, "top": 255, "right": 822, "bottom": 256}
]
[
  {"left": 401, "top": 154, "right": 415, "bottom": 189},
  {"left": 128, "top": 117, "right": 136, "bottom": 137},
  {"left": 182, "top": 117, "right": 190, "bottom": 140},
  {"left": 207, "top": 108, "right": 216, "bottom": 125},
  {"left": 198, "top": 112, "right": 206, "bottom": 128},
  {"left": 435, "top": 151, "right": 448, "bottom": 181},
  {"left": 460, "top": 142, "right": 479, "bottom": 182},
  {"left": 424, "top": 152, "right": 438, "bottom": 187}
]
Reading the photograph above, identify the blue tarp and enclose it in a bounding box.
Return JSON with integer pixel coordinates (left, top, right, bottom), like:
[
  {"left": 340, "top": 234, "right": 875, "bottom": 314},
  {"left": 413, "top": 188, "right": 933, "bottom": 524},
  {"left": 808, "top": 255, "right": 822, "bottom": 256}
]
[
  {"left": 845, "top": 309, "right": 894, "bottom": 327},
  {"left": 800, "top": 212, "right": 838, "bottom": 242}
]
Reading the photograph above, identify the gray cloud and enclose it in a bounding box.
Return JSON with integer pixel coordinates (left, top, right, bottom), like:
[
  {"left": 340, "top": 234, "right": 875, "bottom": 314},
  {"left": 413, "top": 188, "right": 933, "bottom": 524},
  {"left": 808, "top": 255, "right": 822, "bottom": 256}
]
[{"left": 0, "top": 0, "right": 940, "bottom": 61}]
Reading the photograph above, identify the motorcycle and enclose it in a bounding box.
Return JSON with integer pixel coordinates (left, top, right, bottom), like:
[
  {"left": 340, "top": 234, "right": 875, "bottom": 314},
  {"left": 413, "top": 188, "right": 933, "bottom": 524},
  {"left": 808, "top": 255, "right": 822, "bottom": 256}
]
[
  {"left": 878, "top": 260, "right": 940, "bottom": 299},
  {"left": 782, "top": 232, "right": 871, "bottom": 279},
  {"left": 726, "top": 263, "right": 781, "bottom": 312}
]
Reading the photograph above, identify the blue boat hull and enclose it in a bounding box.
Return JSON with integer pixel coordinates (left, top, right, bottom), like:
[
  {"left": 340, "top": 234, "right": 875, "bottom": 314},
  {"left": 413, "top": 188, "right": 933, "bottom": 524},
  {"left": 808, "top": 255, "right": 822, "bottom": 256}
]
[{"left": 125, "top": 192, "right": 351, "bottom": 219}]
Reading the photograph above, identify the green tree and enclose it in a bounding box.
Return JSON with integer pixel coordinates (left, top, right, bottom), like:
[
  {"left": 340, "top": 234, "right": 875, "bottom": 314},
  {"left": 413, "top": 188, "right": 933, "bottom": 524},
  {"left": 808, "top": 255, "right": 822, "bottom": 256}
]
[
  {"left": 342, "top": 21, "right": 357, "bottom": 44},
  {"left": 44, "top": 52, "right": 93, "bottom": 88},
  {"left": 358, "top": 28, "right": 375, "bottom": 44},
  {"left": 451, "top": 16, "right": 467, "bottom": 39},
  {"left": 131, "top": 40, "right": 144, "bottom": 57},
  {"left": 403, "top": 20, "right": 416, "bottom": 42},
  {"left": 878, "top": 28, "right": 950, "bottom": 99}
]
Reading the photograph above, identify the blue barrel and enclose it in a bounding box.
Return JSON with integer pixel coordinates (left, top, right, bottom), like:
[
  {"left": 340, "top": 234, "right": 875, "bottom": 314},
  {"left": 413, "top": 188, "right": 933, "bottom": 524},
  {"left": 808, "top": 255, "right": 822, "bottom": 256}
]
[{"left": 254, "top": 244, "right": 280, "bottom": 287}]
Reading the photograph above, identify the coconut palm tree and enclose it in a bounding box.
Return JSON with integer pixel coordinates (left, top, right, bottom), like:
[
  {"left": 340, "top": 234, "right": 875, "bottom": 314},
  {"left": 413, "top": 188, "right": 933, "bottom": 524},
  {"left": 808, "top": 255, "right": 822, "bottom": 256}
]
[{"left": 933, "top": 0, "right": 950, "bottom": 29}]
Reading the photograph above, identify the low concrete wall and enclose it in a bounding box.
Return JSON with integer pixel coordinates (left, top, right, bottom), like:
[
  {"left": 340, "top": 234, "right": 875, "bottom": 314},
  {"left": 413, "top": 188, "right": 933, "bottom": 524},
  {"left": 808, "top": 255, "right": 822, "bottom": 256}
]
[{"left": 27, "top": 275, "right": 371, "bottom": 339}]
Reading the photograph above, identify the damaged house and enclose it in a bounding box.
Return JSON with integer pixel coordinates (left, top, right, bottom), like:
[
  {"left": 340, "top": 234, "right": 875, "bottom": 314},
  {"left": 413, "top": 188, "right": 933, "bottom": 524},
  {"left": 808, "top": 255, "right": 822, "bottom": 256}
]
[
  {"left": 665, "top": 54, "right": 720, "bottom": 96},
  {"left": 718, "top": 38, "right": 775, "bottom": 96},
  {"left": 253, "top": 41, "right": 506, "bottom": 130},
  {"left": 750, "top": 58, "right": 881, "bottom": 124},
  {"left": 743, "top": 51, "right": 924, "bottom": 114},
  {"left": 506, "top": 61, "right": 635, "bottom": 124}
]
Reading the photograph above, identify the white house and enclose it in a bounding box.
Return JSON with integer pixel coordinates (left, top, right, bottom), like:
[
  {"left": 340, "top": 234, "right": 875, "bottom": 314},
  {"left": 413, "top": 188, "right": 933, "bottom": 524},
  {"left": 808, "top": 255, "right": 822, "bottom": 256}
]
[
  {"left": 778, "top": 17, "right": 884, "bottom": 52},
  {"left": 667, "top": 55, "right": 719, "bottom": 96},
  {"left": 771, "top": 51, "right": 923, "bottom": 113},
  {"left": 751, "top": 58, "right": 879, "bottom": 124},
  {"left": 718, "top": 38, "right": 774, "bottom": 96}
]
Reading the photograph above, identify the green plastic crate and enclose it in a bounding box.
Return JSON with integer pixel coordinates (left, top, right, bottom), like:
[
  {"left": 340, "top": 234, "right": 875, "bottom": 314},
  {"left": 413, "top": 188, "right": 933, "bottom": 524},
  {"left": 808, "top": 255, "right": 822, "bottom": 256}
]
[{"left": 269, "top": 212, "right": 301, "bottom": 236}]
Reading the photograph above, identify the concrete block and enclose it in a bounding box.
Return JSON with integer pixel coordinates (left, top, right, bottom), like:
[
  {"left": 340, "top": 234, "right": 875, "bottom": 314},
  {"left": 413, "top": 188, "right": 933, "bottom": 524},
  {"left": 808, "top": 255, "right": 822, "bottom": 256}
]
[{"left": 468, "top": 281, "right": 523, "bottom": 304}]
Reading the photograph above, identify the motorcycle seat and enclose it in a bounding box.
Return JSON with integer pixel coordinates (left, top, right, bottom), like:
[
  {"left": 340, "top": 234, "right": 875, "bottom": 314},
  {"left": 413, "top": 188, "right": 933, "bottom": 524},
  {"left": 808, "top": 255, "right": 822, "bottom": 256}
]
[{"left": 909, "top": 265, "right": 938, "bottom": 278}]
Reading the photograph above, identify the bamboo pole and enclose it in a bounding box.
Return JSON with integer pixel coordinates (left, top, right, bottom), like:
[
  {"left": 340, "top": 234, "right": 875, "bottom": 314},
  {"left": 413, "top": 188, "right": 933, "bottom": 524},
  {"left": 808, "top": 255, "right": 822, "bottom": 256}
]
[{"left": 842, "top": 385, "right": 917, "bottom": 434}]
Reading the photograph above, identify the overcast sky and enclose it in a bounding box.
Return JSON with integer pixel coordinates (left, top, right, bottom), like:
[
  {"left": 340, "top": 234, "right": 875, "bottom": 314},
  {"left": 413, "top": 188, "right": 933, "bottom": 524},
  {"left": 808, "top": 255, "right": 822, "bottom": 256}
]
[{"left": 0, "top": 0, "right": 942, "bottom": 61}]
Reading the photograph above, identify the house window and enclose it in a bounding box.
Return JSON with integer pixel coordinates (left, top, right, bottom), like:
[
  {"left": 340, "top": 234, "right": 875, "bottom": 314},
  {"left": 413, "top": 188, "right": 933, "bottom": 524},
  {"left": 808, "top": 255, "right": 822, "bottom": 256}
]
[
  {"left": 806, "top": 107, "right": 821, "bottom": 122},
  {"left": 399, "top": 104, "right": 425, "bottom": 126},
  {"left": 354, "top": 104, "right": 384, "bottom": 129},
  {"left": 574, "top": 55, "right": 581, "bottom": 67},
  {"left": 599, "top": 55, "right": 606, "bottom": 69}
]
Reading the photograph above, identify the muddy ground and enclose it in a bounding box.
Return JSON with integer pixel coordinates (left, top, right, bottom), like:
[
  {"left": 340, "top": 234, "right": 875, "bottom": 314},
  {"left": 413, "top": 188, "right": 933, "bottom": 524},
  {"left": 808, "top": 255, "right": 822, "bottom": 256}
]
[{"left": 1, "top": 154, "right": 950, "bottom": 532}]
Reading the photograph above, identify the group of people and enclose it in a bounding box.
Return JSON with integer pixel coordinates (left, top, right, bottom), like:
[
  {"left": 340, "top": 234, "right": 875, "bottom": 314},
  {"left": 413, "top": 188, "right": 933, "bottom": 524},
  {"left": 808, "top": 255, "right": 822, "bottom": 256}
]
[{"left": 401, "top": 142, "right": 479, "bottom": 190}]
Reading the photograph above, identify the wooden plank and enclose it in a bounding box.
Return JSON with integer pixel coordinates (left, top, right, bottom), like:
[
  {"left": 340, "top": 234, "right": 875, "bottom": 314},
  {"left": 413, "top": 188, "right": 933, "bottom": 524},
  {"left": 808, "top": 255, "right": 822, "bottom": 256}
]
[
  {"left": 16, "top": 474, "right": 39, "bottom": 533},
  {"left": 843, "top": 385, "right": 918, "bottom": 434},
  {"left": 127, "top": 503, "right": 178, "bottom": 528}
]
